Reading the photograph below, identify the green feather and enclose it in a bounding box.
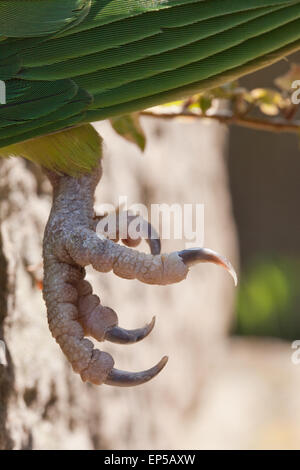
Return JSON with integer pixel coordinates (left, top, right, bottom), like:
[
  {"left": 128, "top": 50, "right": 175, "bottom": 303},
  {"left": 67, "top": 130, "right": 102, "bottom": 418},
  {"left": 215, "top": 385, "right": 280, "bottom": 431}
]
[
  {"left": 14, "top": 0, "right": 296, "bottom": 68},
  {"left": 0, "top": 0, "right": 91, "bottom": 37},
  {"left": 0, "top": 80, "right": 78, "bottom": 126},
  {"left": 1, "top": 0, "right": 300, "bottom": 175},
  {"left": 0, "top": 55, "right": 22, "bottom": 81},
  {"left": 58, "top": 0, "right": 204, "bottom": 35},
  {"left": 58, "top": 0, "right": 297, "bottom": 35},
  {"left": 74, "top": 4, "right": 300, "bottom": 96},
  {"left": 86, "top": 37, "right": 300, "bottom": 121},
  {"left": 0, "top": 124, "right": 101, "bottom": 175},
  {"left": 20, "top": 6, "right": 285, "bottom": 81},
  {"left": 0, "top": 88, "right": 92, "bottom": 139}
]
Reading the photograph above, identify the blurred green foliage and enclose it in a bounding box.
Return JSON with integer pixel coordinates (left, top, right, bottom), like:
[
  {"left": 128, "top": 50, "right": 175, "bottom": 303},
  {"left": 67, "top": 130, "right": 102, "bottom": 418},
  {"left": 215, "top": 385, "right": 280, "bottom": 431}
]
[{"left": 233, "top": 256, "right": 300, "bottom": 340}]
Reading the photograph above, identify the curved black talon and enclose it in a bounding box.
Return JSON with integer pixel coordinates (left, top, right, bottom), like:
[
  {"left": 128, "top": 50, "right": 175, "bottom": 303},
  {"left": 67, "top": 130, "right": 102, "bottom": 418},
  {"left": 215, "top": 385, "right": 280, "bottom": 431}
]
[
  {"left": 142, "top": 220, "right": 161, "bottom": 255},
  {"left": 134, "top": 218, "right": 161, "bottom": 255},
  {"left": 105, "top": 356, "right": 168, "bottom": 387},
  {"left": 146, "top": 237, "right": 161, "bottom": 256},
  {"left": 105, "top": 316, "right": 156, "bottom": 344}
]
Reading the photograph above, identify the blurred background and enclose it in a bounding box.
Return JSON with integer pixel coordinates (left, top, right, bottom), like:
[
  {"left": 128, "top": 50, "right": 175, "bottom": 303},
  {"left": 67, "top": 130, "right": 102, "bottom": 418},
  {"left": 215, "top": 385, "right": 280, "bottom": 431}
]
[
  {"left": 229, "top": 52, "right": 300, "bottom": 343},
  {"left": 0, "top": 53, "right": 300, "bottom": 450}
]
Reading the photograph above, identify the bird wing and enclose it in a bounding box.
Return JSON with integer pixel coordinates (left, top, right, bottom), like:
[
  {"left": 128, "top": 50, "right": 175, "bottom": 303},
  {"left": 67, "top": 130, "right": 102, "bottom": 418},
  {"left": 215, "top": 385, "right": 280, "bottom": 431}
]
[
  {"left": 1, "top": 0, "right": 300, "bottom": 172},
  {"left": 0, "top": 0, "right": 91, "bottom": 38}
]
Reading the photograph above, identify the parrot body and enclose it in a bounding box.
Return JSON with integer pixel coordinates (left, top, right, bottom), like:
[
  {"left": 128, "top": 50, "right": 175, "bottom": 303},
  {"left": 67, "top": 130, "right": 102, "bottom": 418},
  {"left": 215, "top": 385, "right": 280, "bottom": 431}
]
[
  {"left": 1, "top": 0, "right": 299, "bottom": 386},
  {"left": 1, "top": 0, "right": 300, "bottom": 172}
]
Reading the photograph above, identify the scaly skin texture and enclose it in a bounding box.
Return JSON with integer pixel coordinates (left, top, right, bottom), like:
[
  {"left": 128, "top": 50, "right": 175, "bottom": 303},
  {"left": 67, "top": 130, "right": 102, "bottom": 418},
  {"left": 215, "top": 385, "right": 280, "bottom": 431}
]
[
  {"left": 43, "top": 162, "right": 188, "bottom": 386},
  {"left": 43, "top": 161, "right": 236, "bottom": 387}
]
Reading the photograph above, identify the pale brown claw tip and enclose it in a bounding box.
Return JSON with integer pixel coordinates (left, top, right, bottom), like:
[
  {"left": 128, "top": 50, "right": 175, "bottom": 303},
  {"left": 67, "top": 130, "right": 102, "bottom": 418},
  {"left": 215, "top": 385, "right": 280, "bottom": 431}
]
[
  {"left": 178, "top": 248, "right": 238, "bottom": 286},
  {"left": 104, "top": 356, "right": 168, "bottom": 387},
  {"left": 105, "top": 316, "right": 156, "bottom": 345}
]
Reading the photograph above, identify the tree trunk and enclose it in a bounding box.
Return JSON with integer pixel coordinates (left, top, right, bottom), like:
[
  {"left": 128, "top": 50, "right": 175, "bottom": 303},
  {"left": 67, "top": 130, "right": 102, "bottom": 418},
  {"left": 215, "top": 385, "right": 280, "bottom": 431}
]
[{"left": 0, "top": 118, "right": 237, "bottom": 449}]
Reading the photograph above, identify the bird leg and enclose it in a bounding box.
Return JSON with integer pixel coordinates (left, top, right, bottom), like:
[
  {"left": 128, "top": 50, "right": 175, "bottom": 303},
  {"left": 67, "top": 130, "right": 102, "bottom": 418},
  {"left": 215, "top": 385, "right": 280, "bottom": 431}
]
[{"left": 43, "top": 162, "right": 236, "bottom": 387}]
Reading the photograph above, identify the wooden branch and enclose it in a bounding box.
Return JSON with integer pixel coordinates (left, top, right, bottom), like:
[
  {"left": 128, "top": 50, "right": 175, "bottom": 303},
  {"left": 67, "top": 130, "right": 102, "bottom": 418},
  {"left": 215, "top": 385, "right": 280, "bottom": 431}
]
[{"left": 141, "top": 110, "right": 300, "bottom": 135}]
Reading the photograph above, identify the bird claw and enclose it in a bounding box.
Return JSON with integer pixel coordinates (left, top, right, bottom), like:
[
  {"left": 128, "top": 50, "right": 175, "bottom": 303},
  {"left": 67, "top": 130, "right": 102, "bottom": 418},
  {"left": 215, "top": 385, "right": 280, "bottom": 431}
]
[
  {"left": 178, "top": 248, "right": 238, "bottom": 286},
  {"left": 43, "top": 163, "right": 236, "bottom": 386},
  {"left": 105, "top": 316, "right": 156, "bottom": 345},
  {"left": 105, "top": 356, "right": 169, "bottom": 387}
]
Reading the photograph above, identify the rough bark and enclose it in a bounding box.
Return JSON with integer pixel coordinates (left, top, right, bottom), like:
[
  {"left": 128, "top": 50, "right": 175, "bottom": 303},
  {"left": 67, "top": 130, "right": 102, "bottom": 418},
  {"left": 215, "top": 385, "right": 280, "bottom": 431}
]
[{"left": 0, "top": 118, "right": 237, "bottom": 449}]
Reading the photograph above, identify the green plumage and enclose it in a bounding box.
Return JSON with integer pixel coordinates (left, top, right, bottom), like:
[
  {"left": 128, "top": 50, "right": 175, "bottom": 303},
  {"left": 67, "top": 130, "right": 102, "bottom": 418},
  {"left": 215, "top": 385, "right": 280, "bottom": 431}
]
[{"left": 1, "top": 0, "right": 300, "bottom": 174}]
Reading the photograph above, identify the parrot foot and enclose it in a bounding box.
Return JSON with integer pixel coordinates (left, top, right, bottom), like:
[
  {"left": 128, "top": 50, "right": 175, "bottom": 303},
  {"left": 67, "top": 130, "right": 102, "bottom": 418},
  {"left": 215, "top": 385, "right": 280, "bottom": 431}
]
[{"left": 43, "top": 163, "right": 236, "bottom": 387}]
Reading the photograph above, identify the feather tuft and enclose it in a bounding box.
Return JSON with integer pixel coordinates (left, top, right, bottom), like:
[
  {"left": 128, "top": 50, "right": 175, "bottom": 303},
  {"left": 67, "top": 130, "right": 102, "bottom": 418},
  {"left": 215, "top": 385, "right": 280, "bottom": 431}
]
[{"left": 0, "top": 124, "right": 102, "bottom": 176}]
